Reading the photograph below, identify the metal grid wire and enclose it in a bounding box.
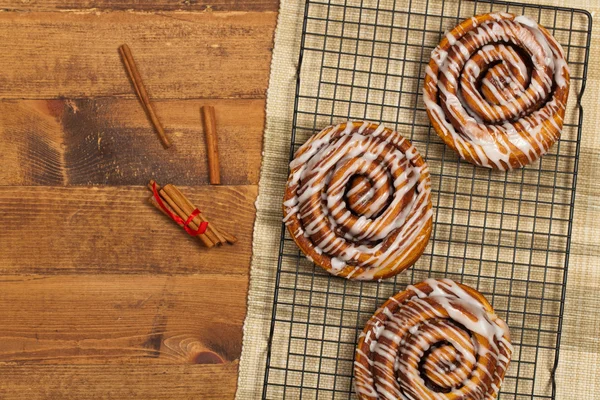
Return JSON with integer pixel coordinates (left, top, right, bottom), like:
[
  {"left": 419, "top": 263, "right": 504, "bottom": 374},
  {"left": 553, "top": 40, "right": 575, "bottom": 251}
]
[{"left": 262, "top": 0, "right": 592, "bottom": 398}]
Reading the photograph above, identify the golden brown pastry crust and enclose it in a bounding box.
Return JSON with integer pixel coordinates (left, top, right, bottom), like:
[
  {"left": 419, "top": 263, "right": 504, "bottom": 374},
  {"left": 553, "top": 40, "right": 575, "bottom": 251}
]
[
  {"left": 424, "top": 12, "right": 570, "bottom": 170},
  {"left": 283, "top": 121, "right": 432, "bottom": 281},
  {"left": 354, "top": 279, "right": 512, "bottom": 399}
]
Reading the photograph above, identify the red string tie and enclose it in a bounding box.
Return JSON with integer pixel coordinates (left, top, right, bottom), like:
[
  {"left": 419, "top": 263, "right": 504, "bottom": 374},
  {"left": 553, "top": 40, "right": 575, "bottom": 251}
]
[{"left": 152, "top": 182, "right": 209, "bottom": 236}]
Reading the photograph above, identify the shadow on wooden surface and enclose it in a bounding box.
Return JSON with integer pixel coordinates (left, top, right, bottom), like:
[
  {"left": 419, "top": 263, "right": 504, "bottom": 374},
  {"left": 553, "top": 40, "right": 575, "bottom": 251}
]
[{"left": 0, "top": 99, "right": 265, "bottom": 186}]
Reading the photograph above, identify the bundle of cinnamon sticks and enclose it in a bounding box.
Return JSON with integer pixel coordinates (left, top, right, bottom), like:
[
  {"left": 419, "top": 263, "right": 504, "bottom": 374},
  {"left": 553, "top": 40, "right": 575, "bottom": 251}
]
[{"left": 148, "top": 180, "right": 236, "bottom": 248}]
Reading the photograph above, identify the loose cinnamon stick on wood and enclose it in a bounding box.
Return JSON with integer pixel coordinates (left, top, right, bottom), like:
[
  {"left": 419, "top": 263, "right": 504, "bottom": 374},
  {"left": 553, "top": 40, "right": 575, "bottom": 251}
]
[
  {"left": 119, "top": 44, "right": 172, "bottom": 149},
  {"left": 201, "top": 105, "right": 221, "bottom": 184},
  {"left": 147, "top": 181, "right": 215, "bottom": 248},
  {"left": 162, "top": 184, "right": 235, "bottom": 245}
]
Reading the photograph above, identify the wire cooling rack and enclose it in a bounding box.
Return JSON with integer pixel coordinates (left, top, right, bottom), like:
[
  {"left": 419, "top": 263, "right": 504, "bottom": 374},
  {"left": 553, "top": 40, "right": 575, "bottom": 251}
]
[{"left": 262, "top": 0, "right": 592, "bottom": 398}]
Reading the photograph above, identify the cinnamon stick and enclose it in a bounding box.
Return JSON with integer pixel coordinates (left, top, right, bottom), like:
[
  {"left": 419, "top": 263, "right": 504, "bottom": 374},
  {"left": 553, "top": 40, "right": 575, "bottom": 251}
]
[
  {"left": 148, "top": 197, "right": 214, "bottom": 248},
  {"left": 148, "top": 194, "right": 173, "bottom": 219},
  {"left": 221, "top": 230, "right": 238, "bottom": 245},
  {"left": 148, "top": 195, "right": 216, "bottom": 247},
  {"left": 119, "top": 44, "right": 172, "bottom": 149},
  {"left": 147, "top": 181, "right": 215, "bottom": 248},
  {"left": 158, "top": 187, "right": 221, "bottom": 246},
  {"left": 151, "top": 181, "right": 217, "bottom": 246},
  {"left": 201, "top": 105, "right": 221, "bottom": 184},
  {"left": 162, "top": 184, "right": 232, "bottom": 245},
  {"left": 202, "top": 212, "right": 236, "bottom": 244},
  {"left": 199, "top": 213, "right": 236, "bottom": 244},
  {"left": 147, "top": 181, "right": 236, "bottom": 246},
  {"left": 204, "top": 214, "right": 236, "bottom": 245}
]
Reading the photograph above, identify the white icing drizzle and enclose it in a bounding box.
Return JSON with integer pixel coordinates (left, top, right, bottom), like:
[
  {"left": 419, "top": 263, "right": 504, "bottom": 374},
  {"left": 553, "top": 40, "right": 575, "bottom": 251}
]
[
  {"left": 423, "top": 13, "right": 570, "bottom": 170},
  {"left": 283, "top": 122, "right": 432, "bottom": 280},
  {"left": 354, "top": 279, "right": 513, "bottom": 400}
]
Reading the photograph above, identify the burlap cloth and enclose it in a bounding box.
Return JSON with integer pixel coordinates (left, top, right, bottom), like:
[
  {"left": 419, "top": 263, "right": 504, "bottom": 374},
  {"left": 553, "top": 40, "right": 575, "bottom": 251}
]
[{"left": 236, "top": 0, "right": 600, "bottom": 398}]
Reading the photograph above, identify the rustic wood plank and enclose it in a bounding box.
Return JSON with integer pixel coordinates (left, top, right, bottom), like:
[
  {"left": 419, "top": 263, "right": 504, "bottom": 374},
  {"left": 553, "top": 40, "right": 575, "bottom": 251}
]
[
  {"left": 0, "top": 99, "right": 264, "bottom": 186},
  {"left": 0, "top": 11, "right": 276, "bottom": 99},
  {"left": 0, "top": 185, "right": 257, "bottom": 274},
  {"left": 0, "top": 274, "right": 245, "bottom": 364},
  {"left": 0, "top": 364, "right": 238, "bottom": 399},
  {"left": 1, "top": 0, "right": 279, "bottom": 12}
]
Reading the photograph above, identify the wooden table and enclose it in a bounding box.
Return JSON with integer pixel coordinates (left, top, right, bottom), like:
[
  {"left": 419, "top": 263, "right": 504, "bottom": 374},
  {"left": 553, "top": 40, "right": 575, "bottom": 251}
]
[
  {"left": 0, "top": 1, "right": 277, "bottom": 398},
  {"left": 3, "top": 1, "right": 599, "bottom": 398}
]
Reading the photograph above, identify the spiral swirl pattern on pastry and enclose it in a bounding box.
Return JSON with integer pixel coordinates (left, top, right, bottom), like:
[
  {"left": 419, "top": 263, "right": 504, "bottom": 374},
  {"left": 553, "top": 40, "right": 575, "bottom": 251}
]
[
  {"left": 354, "top": 279, "right": 512, "bottom": 399},
  {"left": 423, "top": 12, "right": 570, "bottom": 170},
  {"left": 283, "top": 122, "right": 432, "bottom": 281}
]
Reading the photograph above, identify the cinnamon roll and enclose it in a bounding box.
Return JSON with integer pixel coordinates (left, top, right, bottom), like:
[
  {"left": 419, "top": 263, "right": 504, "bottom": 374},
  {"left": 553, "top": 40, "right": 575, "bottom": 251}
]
[
  {"left": 283, "top": 122, "right": 432, "bottom": 281},
  {"left": 354, "top": 279, "right": 512, "bottom": 399},
  {"left": 424, "top": 13, "right": 570, "bottom": 170}
]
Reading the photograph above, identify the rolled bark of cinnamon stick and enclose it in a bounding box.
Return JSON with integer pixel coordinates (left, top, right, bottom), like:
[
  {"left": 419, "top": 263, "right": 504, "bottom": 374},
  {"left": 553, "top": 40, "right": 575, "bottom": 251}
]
[
  {"left": 221, "top": 231, "right": 238, "bottom": 245},
  {"left": 162, "top": 184, "right": 230, "bottom": 245},
  {"left": 119, "top": 44, "right": 171, "bottom": 149},
  {"left": 147, "top": 181, "right": 236, "bottom": 246},
  {"left": 201, "top": 105, "right": 221, "bottom": 185},
  {"left": 159, "top": 187, "right": 221, "bottom": 246},
  {"left": 148, "top": 181, "right": 215, "bottom": 248}
]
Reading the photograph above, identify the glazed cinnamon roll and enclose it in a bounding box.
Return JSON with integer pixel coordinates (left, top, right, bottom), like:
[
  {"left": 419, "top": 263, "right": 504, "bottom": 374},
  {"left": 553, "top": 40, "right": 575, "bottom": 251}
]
[
  {"left": 283, "top": 122, "right": 432, "bottom": 281},
  {"left": 354, "top": 279, "right": 512, "bottom": 399},
  {"left": 424, "top": 13, "right": 570, "bottom": 170}
]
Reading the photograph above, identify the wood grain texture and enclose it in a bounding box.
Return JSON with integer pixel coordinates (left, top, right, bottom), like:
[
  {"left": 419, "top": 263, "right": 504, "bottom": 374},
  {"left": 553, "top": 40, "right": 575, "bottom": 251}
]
[
  {"left": 0, "top": 1, "right": 274, "bottom": 398},
  {"left": 0, "top": 0, "right": 279, "bottom": 12},
  {"left": 0, "top": 274, "right": 246, "bottom": 364},
  {"left": 0, "top": 364, "right": 238, "bottom": 399},
  {"left": 0, "top": 11, "right": 276, "bottom": 99},
  {"left": 0, "top": 185, "right": 257, "bottom": 274},
  {"left": 0, "top": 99, "right": 264, "bottom": 186}
]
